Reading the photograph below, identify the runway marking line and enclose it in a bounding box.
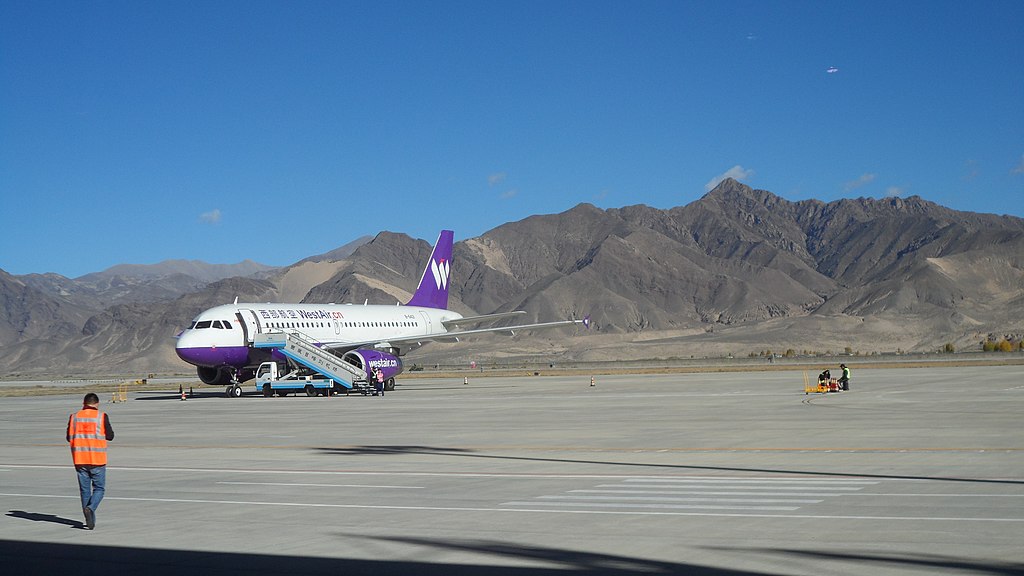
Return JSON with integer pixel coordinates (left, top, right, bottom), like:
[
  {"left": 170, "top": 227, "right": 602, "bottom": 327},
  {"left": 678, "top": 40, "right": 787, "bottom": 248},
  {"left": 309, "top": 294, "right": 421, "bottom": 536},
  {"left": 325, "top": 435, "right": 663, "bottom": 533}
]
[
  {"left": 218, "top": 481, "right": 424, "bottom": 489},
  {"left": 579, "top": 489, "right": 1024, "bottom": 498},
  {"left": 1, "top": 492, "right": 1021, "bottom": 523},
  {"left": 4, "top": 443, "right": 1022, "bottom": 452},
  {"left": 2, "top": 464, "right": 1020, "bottom": 484}
]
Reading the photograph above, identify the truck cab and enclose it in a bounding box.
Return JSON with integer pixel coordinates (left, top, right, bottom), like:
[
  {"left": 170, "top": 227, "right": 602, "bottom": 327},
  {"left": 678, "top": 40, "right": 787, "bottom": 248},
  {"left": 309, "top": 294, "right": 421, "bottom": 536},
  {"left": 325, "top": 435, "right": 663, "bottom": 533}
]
[{"left": 254, "top": 361, "right": 337, "bottom": 397}]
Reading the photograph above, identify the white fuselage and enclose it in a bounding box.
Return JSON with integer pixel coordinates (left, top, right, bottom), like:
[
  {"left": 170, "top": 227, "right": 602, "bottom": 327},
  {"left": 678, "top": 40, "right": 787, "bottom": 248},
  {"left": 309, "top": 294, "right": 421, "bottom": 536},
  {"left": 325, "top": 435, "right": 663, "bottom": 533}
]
[{"left": 175, "top": 302, "right": 463, "bottom": 370}]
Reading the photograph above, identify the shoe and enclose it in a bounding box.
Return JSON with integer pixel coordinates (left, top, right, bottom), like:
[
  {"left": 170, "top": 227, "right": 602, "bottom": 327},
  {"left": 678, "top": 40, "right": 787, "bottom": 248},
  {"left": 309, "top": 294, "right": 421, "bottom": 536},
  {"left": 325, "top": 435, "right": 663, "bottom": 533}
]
[{"left": 84, "top": 507, "right": 95, "bottom": 530}]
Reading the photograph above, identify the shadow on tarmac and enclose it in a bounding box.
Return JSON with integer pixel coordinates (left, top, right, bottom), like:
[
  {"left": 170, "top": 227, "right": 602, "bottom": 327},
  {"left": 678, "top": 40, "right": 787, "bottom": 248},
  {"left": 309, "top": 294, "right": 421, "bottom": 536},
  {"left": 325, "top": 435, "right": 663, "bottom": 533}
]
[
  {"left": 0, "top": 538, "right": 763, "bottom": 576},
  {"left": 4, "top": 536, "right": 1019, "bottom": 576},
  {"left": 5, "top": 510, "right": 84, "bottom": 529},
  {"left": 315, "top": 445, "right": 1024, "bottom": 485},
  {"left": 710, "top": 547, "right": 1024, "bottom": 576}
]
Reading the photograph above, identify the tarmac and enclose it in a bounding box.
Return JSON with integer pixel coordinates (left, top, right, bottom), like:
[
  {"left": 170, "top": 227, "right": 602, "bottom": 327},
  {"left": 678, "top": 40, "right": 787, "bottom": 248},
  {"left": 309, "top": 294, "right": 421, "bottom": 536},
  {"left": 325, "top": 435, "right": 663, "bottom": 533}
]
[{"left": 1, "top": 366, "right": 1022, "bottom": 575}]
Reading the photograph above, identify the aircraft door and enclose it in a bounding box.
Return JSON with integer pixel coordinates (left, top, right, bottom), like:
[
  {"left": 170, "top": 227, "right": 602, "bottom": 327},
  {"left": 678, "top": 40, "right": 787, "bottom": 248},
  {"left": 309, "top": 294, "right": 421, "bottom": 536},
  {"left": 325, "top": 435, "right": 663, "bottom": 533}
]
[
  {"left": 418, "top": 311, "right": 432, "bottom": 335},
  {"left": 237, "top": 309, "right": 263, "bottom": 344}
]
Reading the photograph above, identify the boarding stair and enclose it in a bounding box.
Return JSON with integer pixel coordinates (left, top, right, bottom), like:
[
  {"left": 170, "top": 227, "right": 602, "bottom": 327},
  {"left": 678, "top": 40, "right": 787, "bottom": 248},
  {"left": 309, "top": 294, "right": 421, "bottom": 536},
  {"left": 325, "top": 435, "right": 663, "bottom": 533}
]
[{"left": 252, "top": 330, "right": 367, "bottom": 391}]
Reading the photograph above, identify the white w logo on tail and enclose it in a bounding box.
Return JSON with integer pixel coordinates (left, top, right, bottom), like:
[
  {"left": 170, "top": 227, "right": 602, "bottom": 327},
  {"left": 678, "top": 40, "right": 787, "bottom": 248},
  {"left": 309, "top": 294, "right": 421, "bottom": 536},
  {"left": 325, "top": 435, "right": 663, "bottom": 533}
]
[{"left": 430, "top": 259, "right": 450, "bottom": 290}]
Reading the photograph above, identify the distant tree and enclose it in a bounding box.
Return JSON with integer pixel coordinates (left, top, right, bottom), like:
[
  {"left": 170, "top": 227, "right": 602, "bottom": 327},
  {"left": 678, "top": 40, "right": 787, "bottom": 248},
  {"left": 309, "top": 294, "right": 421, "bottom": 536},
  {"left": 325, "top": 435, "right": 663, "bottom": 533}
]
[
  {"left": 982, "top": 339, "right": 997, "bottom": 352},
  {"left": 998, "top": 339, "right": 1014, "bottom": 352},
  {"left": 844, "top": 346, "right": 853, "bottom": 355},
  {"left": 784, "top": 349, "right": 795, "bottom": 358},
  {"left": 943, "top": 342, "right": 955, "bottom": 353}
]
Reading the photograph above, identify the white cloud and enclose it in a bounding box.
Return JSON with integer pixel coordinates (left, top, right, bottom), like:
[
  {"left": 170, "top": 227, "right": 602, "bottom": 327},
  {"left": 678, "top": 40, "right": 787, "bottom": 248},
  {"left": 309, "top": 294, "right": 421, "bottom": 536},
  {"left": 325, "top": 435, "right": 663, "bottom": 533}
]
[
  {"left": 705, "top": 165, "right": 754, "bottom": 192},
  {"left": 500, "top": 188, "right": 518, "bottom": 199},
  {"left": 488, "top": 172, "right": 507, "bottom": 187},
  {"left": 884, "top": 186, "right": 904, "bottom": 198},
  {"left": 1012, "top": 154, "right": 1024, "bottom": 175},
  {"left": 200, "top": 209, "right": 221, "bottom": 224},
  {"left": 843, "top": 173, "right": 876, "bottom": 192}
]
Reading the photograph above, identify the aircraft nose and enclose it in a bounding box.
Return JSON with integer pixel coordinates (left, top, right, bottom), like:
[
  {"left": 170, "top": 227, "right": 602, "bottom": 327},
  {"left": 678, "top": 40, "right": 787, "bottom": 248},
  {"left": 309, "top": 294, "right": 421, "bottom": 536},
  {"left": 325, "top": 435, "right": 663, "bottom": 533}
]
[
  {"left": 175, "top": 331, "right": 214, "bottom": 366},
  {"left": 175, "top": 329, "right": 248, "bottom": 367},
  {"left": 175, "top": 343, "right": 204, "bottom": 366}
]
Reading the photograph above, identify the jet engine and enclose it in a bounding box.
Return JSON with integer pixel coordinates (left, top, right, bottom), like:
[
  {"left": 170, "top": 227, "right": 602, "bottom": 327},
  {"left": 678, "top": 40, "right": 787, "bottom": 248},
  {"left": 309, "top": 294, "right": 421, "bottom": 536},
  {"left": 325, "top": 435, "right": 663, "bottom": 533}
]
[
  {"left": 342, "top": 349, "right": 403, "bottom": 391},
  {"left": 197, "top": 366, "right": 232, "bottom": 385}
]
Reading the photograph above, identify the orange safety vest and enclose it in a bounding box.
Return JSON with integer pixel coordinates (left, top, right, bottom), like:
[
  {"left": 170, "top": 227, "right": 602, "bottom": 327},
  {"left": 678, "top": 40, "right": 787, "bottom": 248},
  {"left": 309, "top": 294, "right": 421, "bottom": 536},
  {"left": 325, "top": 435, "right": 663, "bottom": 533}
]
[{"left": 69, "top": 409, "right": 108, "bottom": 466}]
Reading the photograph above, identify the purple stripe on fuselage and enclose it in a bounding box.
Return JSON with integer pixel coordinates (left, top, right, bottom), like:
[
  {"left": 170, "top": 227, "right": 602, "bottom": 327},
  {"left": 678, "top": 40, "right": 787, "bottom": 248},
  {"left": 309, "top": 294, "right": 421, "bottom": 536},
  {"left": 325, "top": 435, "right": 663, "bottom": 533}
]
[{"left": 175, "top": 346, "right": 251, "bottom": 367}]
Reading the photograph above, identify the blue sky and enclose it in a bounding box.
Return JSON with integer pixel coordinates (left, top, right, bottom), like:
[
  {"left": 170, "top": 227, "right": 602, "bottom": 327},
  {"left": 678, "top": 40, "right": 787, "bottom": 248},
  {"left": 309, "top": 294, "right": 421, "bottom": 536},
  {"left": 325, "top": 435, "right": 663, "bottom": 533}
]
[{"left": 2, "top": 0, "right": 1022, "bottom": 278}]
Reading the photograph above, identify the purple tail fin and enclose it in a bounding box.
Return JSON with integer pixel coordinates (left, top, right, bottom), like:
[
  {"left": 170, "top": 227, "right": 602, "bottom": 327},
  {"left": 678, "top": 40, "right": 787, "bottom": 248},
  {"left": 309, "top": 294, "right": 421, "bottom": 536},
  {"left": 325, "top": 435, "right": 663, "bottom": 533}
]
[{"left": 406, "top": 230, "right": 454, "bottom": 309}]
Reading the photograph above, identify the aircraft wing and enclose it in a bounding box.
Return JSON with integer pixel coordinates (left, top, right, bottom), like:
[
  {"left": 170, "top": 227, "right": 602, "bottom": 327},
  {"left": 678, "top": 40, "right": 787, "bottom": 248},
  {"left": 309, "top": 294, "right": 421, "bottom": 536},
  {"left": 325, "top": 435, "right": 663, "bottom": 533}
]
[
  {"left": 320, "top": 318, "right": 586, "bottom": 352},
  {"left": 426, "top": 318, "right": 584, "bottom": 343},
  {"left": 441, "top": 310, "right": 526, "bottom": 328}
]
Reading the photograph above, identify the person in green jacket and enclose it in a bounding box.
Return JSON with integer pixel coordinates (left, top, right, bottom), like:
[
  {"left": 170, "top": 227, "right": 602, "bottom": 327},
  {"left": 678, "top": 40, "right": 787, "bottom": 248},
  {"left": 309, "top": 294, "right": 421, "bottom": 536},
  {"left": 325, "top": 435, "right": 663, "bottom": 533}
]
[{"left": 839, "top": 364, "right": 851, "bottom": 391}]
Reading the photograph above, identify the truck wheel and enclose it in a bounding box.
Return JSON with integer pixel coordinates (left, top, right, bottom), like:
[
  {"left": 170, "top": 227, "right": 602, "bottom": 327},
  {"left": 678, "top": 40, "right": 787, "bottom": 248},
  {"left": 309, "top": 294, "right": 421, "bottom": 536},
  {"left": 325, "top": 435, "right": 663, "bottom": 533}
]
[
  {"left": 304, "top": 385, "right": 317, "bottom": 397},
  {"left": 262, "top": 384, "right": 272, "bottom": 397},
  {"left": 385, "top": 378, "right": 395, "bottom": 392}
]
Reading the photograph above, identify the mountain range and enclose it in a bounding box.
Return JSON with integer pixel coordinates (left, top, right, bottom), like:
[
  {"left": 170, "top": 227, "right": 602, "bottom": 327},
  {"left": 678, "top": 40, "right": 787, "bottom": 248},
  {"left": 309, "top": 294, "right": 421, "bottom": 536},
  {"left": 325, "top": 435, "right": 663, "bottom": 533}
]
[{"left": 2, "top": 179, "right": 1022, "bottom": 377}]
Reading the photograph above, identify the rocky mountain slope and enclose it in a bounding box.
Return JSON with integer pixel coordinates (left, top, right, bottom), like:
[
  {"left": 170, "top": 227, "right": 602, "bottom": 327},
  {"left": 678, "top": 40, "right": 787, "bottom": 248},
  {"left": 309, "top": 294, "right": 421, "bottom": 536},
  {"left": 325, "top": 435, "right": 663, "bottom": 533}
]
[{"left": 2, "top": 179, "right": 1021, "bottom": 376}]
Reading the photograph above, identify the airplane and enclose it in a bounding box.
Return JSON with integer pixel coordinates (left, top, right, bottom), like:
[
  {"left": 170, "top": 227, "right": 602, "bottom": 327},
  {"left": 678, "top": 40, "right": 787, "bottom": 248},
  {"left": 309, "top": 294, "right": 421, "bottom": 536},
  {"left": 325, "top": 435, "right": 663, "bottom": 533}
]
[{"left": 175, "top": 230, "right": 586, "bottom": 396}]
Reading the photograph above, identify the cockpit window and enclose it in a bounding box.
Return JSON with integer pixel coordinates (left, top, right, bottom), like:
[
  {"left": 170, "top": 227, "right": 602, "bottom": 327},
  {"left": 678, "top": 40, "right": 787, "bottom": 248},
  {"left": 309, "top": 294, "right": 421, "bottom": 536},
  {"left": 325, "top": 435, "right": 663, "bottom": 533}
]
[
  {"left": 212, "top": 321, "right": 224, "bottom": 329},
  {"left": 223, "top": 320, "right": 233, "bottom": 329},
  {"left": 195, "top": 320, "right": 212, "bottom": 329}
]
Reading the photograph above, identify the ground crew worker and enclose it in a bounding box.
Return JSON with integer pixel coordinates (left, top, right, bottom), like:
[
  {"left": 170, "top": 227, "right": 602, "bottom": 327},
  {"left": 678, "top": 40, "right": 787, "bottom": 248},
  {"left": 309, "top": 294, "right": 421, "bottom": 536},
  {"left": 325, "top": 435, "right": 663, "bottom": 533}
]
[
  {"left": 839, "top": 363, "right": 851, "bottom": 391},
  {"left": 374, "top": 368, "right": 385, "bottom": 396},
  {"left": 67, "top": 392, "right": 114, "bottom": 530}
]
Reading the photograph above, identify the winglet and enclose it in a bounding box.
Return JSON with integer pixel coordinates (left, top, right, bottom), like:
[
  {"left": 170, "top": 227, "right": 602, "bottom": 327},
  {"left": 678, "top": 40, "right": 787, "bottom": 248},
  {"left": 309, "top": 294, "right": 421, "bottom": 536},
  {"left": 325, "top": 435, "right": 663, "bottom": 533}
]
[
  {"left": 583, "top": 314, "right": 591, "bottom": 329},
  {"left": 406, "top": 230, "right": 454, "bottom": 309}
]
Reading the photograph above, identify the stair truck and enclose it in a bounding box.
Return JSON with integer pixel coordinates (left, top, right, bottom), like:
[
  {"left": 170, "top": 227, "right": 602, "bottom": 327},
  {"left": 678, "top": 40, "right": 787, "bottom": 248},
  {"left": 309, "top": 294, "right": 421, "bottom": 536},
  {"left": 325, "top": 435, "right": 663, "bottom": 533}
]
[{"left": 254, "top": 361, "right": 340, "bottom": 397}]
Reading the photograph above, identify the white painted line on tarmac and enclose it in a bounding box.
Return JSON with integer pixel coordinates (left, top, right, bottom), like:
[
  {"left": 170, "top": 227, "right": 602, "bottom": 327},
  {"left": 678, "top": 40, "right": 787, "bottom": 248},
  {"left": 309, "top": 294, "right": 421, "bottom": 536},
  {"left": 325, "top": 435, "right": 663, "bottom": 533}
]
[
  {"left": 506, "top": 501, "right": 802, "bottom": 511},
  {"left": 539, "top": 495, "right": 822, "bottom": 504},
  {"left": 218, "top": 481, "right": 424, "bottom": 489},
  {"left": 624, "top": 478, "right": 879, "bottom": 485},
  {"left": 2, "top": 463, "right": 798, "bottom": 477},
  {"left": 603, "top": 484, "right": 867, "bottom": 491},
  {"left": 0, "top": 465, "right": 887, "bottom": 481},
  {"left": 578, "top": 489, "right": 839, "bottom": 497},
  {"left": 2, "top": 492, "right": 1022, "bottom": 522},
  {"left": 842, "top": 493, "right": 1024, "bottom": 498}
]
